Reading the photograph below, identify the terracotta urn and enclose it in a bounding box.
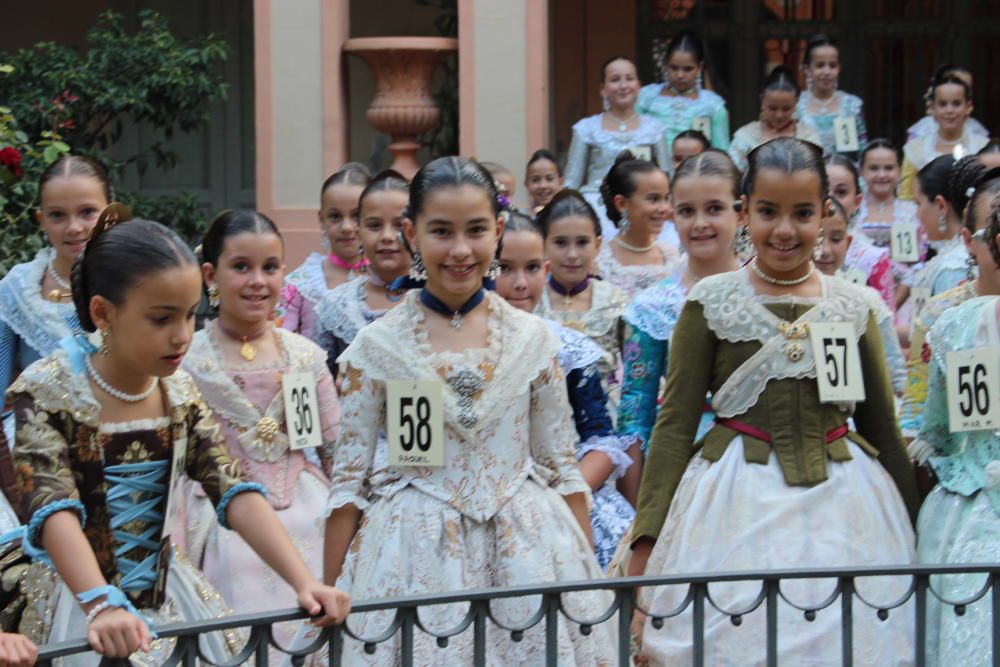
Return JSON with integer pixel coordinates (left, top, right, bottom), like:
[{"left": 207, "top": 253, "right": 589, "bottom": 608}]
[{"left": 344, "top": 37, "right": 459, "bottom": 179}]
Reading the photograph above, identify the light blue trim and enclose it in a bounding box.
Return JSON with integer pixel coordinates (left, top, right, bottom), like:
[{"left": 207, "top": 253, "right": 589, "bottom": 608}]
[
  {"left": 215, "top": 481, "right": 268, "bottom": 529},
  {"left": 77, "top": 585, "right": 158, "bottom": 638},
  {"left": 23, "top": 498, "right": 87, "bottom": 566},
  {"left": 105, "top": 460, "right": 169, "bottom": 593}
]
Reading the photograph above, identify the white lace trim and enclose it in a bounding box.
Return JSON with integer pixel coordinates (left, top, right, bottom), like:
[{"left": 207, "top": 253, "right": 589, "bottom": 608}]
[
  {"left": 99, "top": 416, "right": 171, "bottom": 434},
  {"left": 596, "top": 241, "right": 679, "bottom": 297},
  {"left": 690, "top": 270, "right": 874, "bottom": 418},
  {"left": 338, "top": 291, "right": 562, "bottom": 442},
  {"left": 182, "top": 324, "right": 326, "bottom": 462},
  {"left": 0, "top": 248, "right": 81, "bottom": 356},
  {"left": 622, "top": 272, "right": 689, "bottom": 341},
  {"left": 314, "top": 276, "right": 384, "bottom": 344},
  {"left": 285, "top": 253, "right": 330, "bottom": 305},
  {"left": 535, "top": 279, "right": 628, "bottom": 339},
  {"left": 911, "top": 239, "right": 969, "bottom": 292},
  {"left": 546, "top": 320, "right": 603, "bottom": 372}
]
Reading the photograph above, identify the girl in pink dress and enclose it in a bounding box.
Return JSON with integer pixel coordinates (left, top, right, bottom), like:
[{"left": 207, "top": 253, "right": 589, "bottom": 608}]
[{"left": 181, "top": 210, "right": 339, "bottom": 664}]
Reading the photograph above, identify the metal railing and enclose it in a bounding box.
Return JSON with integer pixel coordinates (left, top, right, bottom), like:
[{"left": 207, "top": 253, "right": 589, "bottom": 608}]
[{"left": 36, "top": 563, "right": 1000, "bottom": 666}]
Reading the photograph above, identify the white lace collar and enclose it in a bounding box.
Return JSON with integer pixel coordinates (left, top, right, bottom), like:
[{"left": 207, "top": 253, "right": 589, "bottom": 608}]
[
  {"left": 0, "top": 248, "right": 82, "bottom": 356},
  {"left": 545, "top": 320, "right": 603, "bottom": 372},
  {"left": 182, "top": 323, "right": 323, "bottom": 461},
  {"left": 285, "top": 252, "right": 331, "bottom": 305},
  {"left": 315, "top": 276, "right": 387, "bottom": 345},
  {"left": 339, "top": 291, "right": 561, "bottom": 441},
  {"left": 690, "top": 269, "right": 874, "bottom": 417},
  {"left": 535, "top": 279, "right": 628, "bottom": 338}
]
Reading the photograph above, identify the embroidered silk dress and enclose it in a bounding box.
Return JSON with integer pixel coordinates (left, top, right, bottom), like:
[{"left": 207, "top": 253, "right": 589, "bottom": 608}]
[
  {"left": 900, "top": 282, "right": 978, "bottom": 440},
  {"left": 635, "top": 84, "right": 731, "bottom": 158},
  {"left": 633, "top": 269, "right": 918, "bottom": 667},
  {"left": 535, "top": 280, "right": 628, "bottom": 417},
  {"left": 907, "top": 115, "right": 989, "bottom": 143},
  {"left": 563, "top": 114, "right": 670, "bottom": 238},
  {"left": 795, "top": 90, "right": 868, "bottom": 157},
  {"left": 8, "top": 343, "right": 264, "bottom": 666},
  {"left": 842, "top": 234, "right": 897, "bottom": 314},
  {"left": 595, "top": 240, "right": 680, "bottom": 299},
  {"left": 314, "top": 276, "right": 392, "bottom": 379},
  {"left": 280, "top": 253, "right": 360, "bottom": 342},
  {"left": 913, "top": 296, "right": 1000, "bottom": 667},
  {"left": 319, "top": 291, "right": 616, "bottom": 665},
  {"left": 728, "top": 121, "right": 822, "bottom": 173},
  {"left": 547, "top": 320, "right": 634, "bottom": 569},
  {"left": 179, "top": 324, "right": 337, "bottom": 663}
]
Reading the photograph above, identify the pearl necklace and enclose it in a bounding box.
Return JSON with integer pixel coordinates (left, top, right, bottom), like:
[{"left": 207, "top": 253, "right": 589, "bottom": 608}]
[
  {"left": 46, "top": 259, "right": 72, "bottom": 302},
  {"left": 614, "top": 236, "right": 656, "bottom": 253},
  {"left": 605, "top": 110, "right": 637, "bottom": 132},
  {"left": 749, "top": 259, "right": 815, "bottom": 286},
  {"left": 85, "top": 355, "right": 159, "bottom": 403}
]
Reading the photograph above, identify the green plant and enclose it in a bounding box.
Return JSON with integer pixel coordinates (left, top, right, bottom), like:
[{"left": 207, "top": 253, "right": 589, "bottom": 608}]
[{"left": 0, "top": 9, "right": 226, "bottom": 273}]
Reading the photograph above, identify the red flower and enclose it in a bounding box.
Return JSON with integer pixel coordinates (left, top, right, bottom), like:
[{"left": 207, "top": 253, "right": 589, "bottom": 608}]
[
  {"left": 921, "top": 342, "right": 932, "bottom": 364},
  {"left": 0, "top": 146, "right": 23, "bottom": 178}
]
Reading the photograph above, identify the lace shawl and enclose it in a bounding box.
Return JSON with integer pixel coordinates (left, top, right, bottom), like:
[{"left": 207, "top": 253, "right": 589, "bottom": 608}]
[
  {"left": 284, "top": 252, "right": 330, "bottom": 306},
  {"left": 903, "top": 129, "right": 989, "bottom": 171},
  {"left": 0, "top": 248, "right": 82, "bottom": 357},
  {"left": 690, "top": 270, "right": 874, "bottom": 418},
  {"left": 546, "top": 320, "right": 603, "bottom": 373},
  {"left": 563, "top": 114, "right": 669, "bottom": 192},
  {"left": 338, "top": 291, "right": 562, "bottom": 443},
  {"left": 182, "top": 324, "right": 333, "bottom": 462},
  {"left": 622, "top": 272, "right": 688, "bottom": 341},
  {"left": 911, "top": 238, "right": 969, "bottom": 293},
  {"left": 314, "top": 276, "right": 384, "bottom": 344},
  {"left": 596, "top": 241, "right": 680, "bottom": 299}
]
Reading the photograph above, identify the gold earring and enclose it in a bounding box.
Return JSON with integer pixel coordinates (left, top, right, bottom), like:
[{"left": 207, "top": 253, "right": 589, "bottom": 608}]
[
  {"left": 100, "top": 328, "right": 111, "bottom": 357},
  {"left": 207, "top": 283, "right": 220, "bottom": 309}
]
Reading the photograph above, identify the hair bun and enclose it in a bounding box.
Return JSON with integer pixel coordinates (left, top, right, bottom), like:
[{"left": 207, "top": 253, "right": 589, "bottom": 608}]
[
  {"left": 89, "top": 202, "right": 133, "bottom": 247},
  {"left": 614, "top": 149, "right": 636, "bottom": 166}
]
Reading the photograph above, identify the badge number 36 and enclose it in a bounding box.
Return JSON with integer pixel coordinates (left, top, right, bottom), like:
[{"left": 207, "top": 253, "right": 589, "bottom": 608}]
[
  {"left": 946, "top": 349, "right": 1000, "bottom": 432},
  {"left": 387, "top": 381, "right": 444, "bottom": 467},
  {"left": 809, "top": 322, "right": 866, "bottom": 403},
  {"left": 282, "top": 372, "right": 323, "bottom": 450}
]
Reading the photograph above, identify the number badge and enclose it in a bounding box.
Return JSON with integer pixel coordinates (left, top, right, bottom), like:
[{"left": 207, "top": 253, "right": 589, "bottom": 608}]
[
  {"left": 691, "top": 116, "right": 712, "bottom": 140},
  {"left": 890, "top": 222, "right": 921, "bottom": 262},
  {"left": 387, "top": 381, "right": 445, "bottom": 467},
  {"left": 282, "top": 371, "right": 323, "bottom": 450},
  {"left": 909, "top": 287, "right": 932, "bottom": 322},
  {"left": 809, "top": 322, "right": 866, "bottom": 403},
  {"left": 946, "top": 348, "right": 1000, "bottom": 432},
  {"left": 833, "top": 118, "right": 860, "bottom": 153}
]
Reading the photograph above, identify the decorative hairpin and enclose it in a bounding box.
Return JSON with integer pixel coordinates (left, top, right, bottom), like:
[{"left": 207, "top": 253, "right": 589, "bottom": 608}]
[{"left": 87, "top": 202, "right": 133, "bottom": 247}]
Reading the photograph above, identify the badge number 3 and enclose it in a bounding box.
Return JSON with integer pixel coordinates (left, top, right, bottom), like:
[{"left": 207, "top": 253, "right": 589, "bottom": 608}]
[
  {"left": 282, "top": 372, "right": 323, "bottom": 450},
  {"left": 809, "top": 322, "right": 866, "bottom": 403},
  {"left": 946, "top": 349, "right": 1000, "bottom": 432},
  {"left": 387, "top": 381, "right": 444, "bottom": 467}
]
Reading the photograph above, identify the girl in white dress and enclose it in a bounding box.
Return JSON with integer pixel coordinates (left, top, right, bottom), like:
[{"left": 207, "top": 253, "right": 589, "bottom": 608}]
[{"left": 322, "top": 157, "right": 616, "bottom": 665}]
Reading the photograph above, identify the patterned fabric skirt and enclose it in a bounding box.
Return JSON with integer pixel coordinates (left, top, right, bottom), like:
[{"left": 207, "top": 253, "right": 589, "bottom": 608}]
[
  {"left": 917, "top": 485, "right": 1000, "bottom": 667},
  {"left": 638, "top": 438, "right": 915, "bottom": 667},
  {"left": 19, "top": 548, "right": 246, "bottom": 667},
  {"left": 296, "top": 478, "right": 617, "bottom": 666}
]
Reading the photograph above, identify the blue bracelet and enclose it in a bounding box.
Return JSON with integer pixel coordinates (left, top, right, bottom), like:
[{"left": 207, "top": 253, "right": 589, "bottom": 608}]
[{"left": 77, "top": 585, "right": 158, "bottom": 638}]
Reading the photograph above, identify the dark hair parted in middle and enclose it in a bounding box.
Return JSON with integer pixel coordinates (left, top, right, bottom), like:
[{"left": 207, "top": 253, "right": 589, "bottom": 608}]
[
  {"left": 742, "top": 137, "right": 827, "bottom": 198},
  {"left": 199, "top": 209, "right": 283, "bottom": 267},
  {"left": 825, "top": 153, "right": 861, "bottom": 195},
  {"left": 71, "top": 218, "right": 197, "bottom": 332},
  {"left": 359, "top": 169, "right": 410, "bottom": 213},
  {"left": 536, "top": 189, "right": 602, "bottom": 238},
  {"left": 916, "top": 155, "right": 958, "bottom": 206},
  {"left": 599, "top": 150, "right": 662, "bottom": 225},
  {"left": 406, "top": 156, "right": 501, "bottom": 222},
  {"left": 526, "top": 149, "right": 564, "bottom": 177},
  {"left": 320, "top": 162, "right": 371, "bottom": 199}
]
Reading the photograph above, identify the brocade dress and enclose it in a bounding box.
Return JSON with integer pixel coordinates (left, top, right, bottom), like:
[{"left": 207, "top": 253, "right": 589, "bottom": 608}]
[
  {"left": 280, "top": 253, "right": 363, "bottom": 342},
  {"left": 179, "top": 323, "right": 338, "bottom": 664},
  {"left": 632, "top": 269, "right": 918, "bottom": 666},
  {"left": 728, "top": 121, "right": 822, "bottom": 173},
  {"left": 314, "top": 275, "right": 392, "bottom": 379},
  {"left": 322, "top": 291, "right": 616, "bottom": 665},
  {"left": 795, "top": 90, "right": 868, "bottom": 157},
  {"left": 635, "top": 84, "right": 731, "bottom": 159},
  {"left": 912, "top": 296, "right": 1000, "bottom": 667},
  {"left": 8, "top": 340, "right": 265, "bottom": 666}
]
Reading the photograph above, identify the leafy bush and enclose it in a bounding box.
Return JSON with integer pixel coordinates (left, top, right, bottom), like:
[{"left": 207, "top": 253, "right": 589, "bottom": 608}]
[{"left": 0, "top": 9, "right": 229, "bottom": 274}]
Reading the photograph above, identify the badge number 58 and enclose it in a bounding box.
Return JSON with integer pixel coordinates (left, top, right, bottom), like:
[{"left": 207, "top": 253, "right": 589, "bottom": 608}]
[
  {"left": 946, "top": 349, "right": 1000, "bottom": 432},
  {"left": 387, "top": 381, "right": 444, "bottom": 467},
  {"left": 809, "top": 322, "right": 866, "bottom": 403}
]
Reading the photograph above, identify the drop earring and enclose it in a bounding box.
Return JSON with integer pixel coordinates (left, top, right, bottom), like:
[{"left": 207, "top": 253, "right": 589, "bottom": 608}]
[
  {"left": 321, "top": 231, "right": 331, "bottom": 253},
  {"left": 938, "top": 213, "right": 949, "bottom": 233},
  {"left": 813, "top": 229, "right": 825, "bottom": 262},
  {"left": 409, "top": 248, "right": 428, "bottom": 281},
  {"left": 619, "top": 211, "right": 631, "bottom": 236},
  {"left": 696, "top": 71, "right": 703, "bottom": 91},
  {"left": 732, "top": 225, "right": 751, "bottom": 256},
  {"left": 207, "top": 283, "right": 220, "bottom": 309},
  {"left": 601, "top": 94, "right": 611, "bottom": 112},
  {"left": 966, "top": 253, "right": 978, "bottom": 282},
  {"left": 100, "top": 328, "right": 111, "bottom": 357},
  {"left": 488, "top": 255, "right": 502, "bottom": 280}
]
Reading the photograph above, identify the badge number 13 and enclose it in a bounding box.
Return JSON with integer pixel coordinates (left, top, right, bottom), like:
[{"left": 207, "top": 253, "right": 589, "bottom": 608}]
[
  {"left": 387, "top": 381, "right": 444, "bottom": 467},
  {"left": 946, "top": 349, "right": 1000, "bottom": 432}
]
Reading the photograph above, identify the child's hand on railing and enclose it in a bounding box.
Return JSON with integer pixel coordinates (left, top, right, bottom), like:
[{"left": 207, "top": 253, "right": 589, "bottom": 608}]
[
  {"left": 297, "top": 581, "right": 351, "bottom": 626},
  {"left": 0, "top": 632, "right": 37, "bottom": 667}
]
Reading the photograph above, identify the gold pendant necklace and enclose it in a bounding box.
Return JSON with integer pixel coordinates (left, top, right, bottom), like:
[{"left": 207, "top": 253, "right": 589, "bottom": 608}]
[{"left": 216, "top": 320, "right": 269, "bottom": 362}]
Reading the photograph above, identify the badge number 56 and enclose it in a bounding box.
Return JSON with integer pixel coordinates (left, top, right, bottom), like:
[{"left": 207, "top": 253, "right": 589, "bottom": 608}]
[
  {"left": 946, "top": 349, "right": 1000, "bottom": 432},
  {"left": 387, "top": 381, "right": 444, "bottom": 467}
]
